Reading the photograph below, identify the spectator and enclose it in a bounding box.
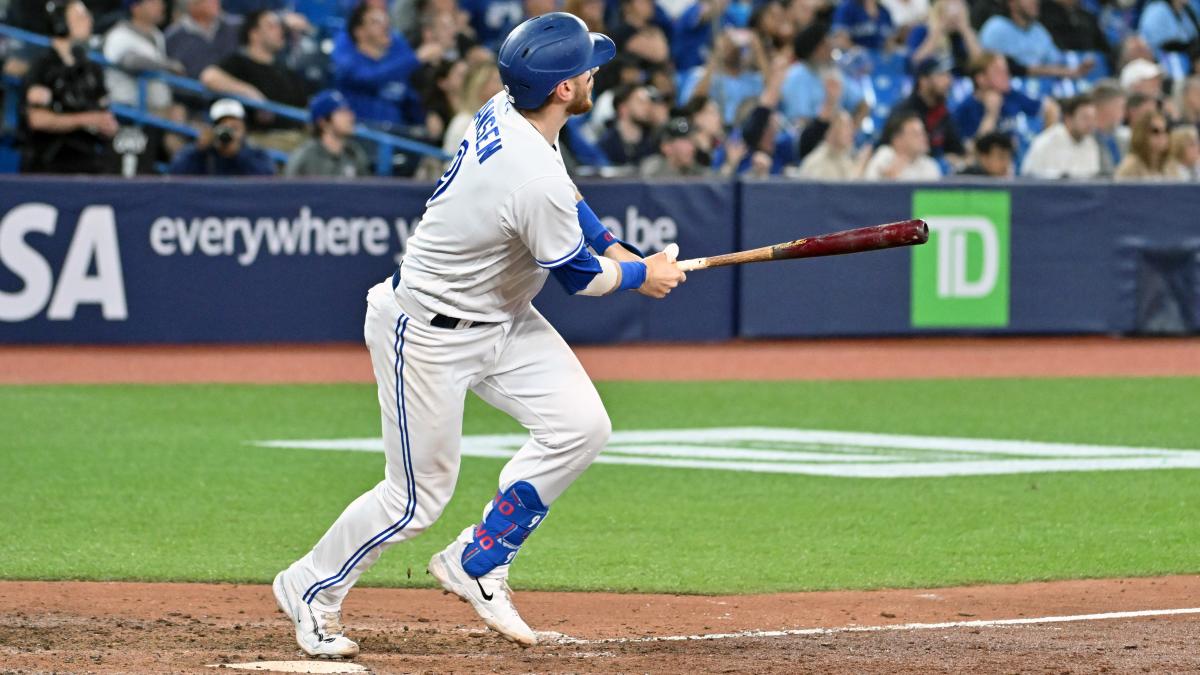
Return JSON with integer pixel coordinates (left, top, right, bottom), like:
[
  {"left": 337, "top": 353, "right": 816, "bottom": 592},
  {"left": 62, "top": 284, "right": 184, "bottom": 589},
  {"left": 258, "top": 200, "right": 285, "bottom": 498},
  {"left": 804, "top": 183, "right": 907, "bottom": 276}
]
[
  {"left": 200, "top": 10, "right": 312, "bottom": 132},
  {"left": 751, "top": 1, "right": 799, "bottom": 53},
  {"left": 680, "top": 27, "right": 768, "bottom": 125},
  {"left": 863, "top": 112, "right": 942, "bottom": 179},
  {"left": 794, "top": 72, "right": 846, "bottom": 159},
  {"left": 23, "top": 0, "right": 118, "bottom": 174},
  {"left": 598, "top": 84, "right": 660, "bottom": 166},
  {"left": 1020, "top": 93, "right": 1100, "bottom": 178},
  {"left": 408, "top": 0, "right": 484, "bottom": 60},
  {"left": 1137, "top": 0, "right": 1199, "bottom": 52},
  {"left": 957, "top": 130, "right": 1014, "bottom": 176},
  {"left": 611, "top": 0, "right": 668, "bottom": 51},
  {"left": 420, "top": 59, "right": 468, "bottom": 145},
  {"left": 1167, "top": 124, "right": 1200, "bottom": 179},
  {"left": 610, "top": 11, "right": 674, "bottom": 100},
  {"left": 331, "top": 2, "right": 445, "bottom": 130},
  {"left": 1039, "top": 0, "right": 1109, "bottom": 55},
  {"left": 564, "top": 0, "right": 605, "bottom": 32},
  {"left": 1091, "top": 79, "right": 1126, "bottom": 174},
  {"left": 907, "top": 0, "right": 982, "bottom": 75},
  {"left": 640, "top": 116, "right": 711, "bottom": 176},
  {"left": 715, "top": 54, "right": 797, "bottom": 176},
  {"left": 221, "top": 0, "right": 314, "bottom": 35},
  {"left": 165, "top": 0, "right": 242, "bottom": 80},
  {"left": 168, "top": 98, "right": 275, "bottom": 175},
  {"left": 793, "top": 109, "right": 869, "bottom": 178},
  {"left": 953, "top": 51, "right": 1059, "bottom": 141},
  {"left": 442, "top": 61, "right": 502, "bottom": 153},
  {"left": 1114, "top": 109, "right": 1172, "bottom": 179},
  {"left": 103, "top": 0, "right": 185, "bottom": 111},
  {"left": 673, "top": 0, "right": 730, "bottom": 71},
  {"left": 1116, "top": 34, "right": 1155, "bottom": 72},
  {"left": 458, "top": 0, "right": 523, "bottom": 51},
  {"left": 884, "top": 55, "right": 964, "bottom": 162},
  {"left": 1119, "top": 58, "right": 1165, "bottom": 98},
  {"left": 780, "top": 22, "right": 865, "bottom": 123},
  {"left": 1175, "top": 74, "right": 1200, "bottom": 129},
  {"left": 830, "top": 0, "right": 895, "bottom": 51},
  {"left": 682, "top": 95, "right": 726, "bottom": 167},
  {"left": 979, "top": 0, "right": 1093, "bottom": 78},
  {"left": 286, "top": 90, "right": 371, "bottom": 177}
]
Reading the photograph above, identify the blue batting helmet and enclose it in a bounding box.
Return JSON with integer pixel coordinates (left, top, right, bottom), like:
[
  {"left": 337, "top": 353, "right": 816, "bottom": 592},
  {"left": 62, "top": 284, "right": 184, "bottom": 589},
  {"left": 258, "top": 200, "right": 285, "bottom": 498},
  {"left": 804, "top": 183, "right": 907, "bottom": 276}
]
[{"left": 497, "top": 12, "right": 616, "bottom": 110}]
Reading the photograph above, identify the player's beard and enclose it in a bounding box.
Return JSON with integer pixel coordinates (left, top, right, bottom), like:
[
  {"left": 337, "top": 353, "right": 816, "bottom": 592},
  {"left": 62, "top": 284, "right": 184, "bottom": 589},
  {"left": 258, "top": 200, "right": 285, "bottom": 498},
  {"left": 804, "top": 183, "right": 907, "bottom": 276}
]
[{"left": 566, "top": 83, "right": 593, "bottom": 115}]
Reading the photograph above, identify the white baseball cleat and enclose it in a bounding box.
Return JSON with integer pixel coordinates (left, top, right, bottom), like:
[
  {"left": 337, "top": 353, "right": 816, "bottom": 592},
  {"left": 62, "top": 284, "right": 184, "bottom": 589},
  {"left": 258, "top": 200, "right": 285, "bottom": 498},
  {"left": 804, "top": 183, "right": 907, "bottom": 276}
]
[
  {"left": 272, "top": 569, "right": 360, "bottom": 659},
  {"left": 427, "top": 538, "right": 538, "bottom": 647}
]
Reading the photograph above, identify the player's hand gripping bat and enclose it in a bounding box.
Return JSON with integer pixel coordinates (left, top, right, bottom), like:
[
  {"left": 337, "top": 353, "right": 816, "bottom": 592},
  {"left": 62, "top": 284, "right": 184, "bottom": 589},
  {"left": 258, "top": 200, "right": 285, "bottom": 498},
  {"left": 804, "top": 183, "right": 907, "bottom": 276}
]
[{"left": 673, "top": 219, "right": 929, "bottom": 272}]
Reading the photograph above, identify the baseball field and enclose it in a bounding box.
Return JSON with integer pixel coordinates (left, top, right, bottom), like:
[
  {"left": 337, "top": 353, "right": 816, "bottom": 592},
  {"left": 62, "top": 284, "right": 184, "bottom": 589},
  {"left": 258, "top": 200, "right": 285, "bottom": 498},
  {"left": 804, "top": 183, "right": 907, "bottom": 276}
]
[{"left": 2, "top": 339, "right": 1199, "bottom": 673}]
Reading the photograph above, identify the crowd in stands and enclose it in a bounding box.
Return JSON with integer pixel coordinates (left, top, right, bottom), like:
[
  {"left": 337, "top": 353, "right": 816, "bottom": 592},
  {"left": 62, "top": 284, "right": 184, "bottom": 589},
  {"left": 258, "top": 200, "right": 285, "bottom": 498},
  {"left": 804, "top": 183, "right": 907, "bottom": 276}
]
[{"left": 3, "top": 0, "right": 1200, "bottom": 179}]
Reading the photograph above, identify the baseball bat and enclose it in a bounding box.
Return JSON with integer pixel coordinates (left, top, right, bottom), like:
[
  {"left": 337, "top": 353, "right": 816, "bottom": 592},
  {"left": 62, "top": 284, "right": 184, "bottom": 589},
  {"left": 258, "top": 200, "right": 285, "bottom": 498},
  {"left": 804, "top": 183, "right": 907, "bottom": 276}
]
[{"left": 675, "top": 219, "right": 929, "bottom": 272}]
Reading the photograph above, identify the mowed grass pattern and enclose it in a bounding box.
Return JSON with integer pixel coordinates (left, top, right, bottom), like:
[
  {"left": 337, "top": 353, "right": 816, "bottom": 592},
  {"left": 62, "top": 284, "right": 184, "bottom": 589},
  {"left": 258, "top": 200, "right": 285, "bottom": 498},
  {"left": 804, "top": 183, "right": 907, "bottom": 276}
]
[{"left": 1, "top": 379, "right": 1197, "bottom": 594}]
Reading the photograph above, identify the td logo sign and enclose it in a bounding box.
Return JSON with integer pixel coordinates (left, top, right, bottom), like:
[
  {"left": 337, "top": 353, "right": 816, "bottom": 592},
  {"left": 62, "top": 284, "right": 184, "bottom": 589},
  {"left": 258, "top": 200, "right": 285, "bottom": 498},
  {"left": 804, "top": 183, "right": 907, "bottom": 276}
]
[{"left": 910, "top": 191, "right": 1010, "bottom": 327}]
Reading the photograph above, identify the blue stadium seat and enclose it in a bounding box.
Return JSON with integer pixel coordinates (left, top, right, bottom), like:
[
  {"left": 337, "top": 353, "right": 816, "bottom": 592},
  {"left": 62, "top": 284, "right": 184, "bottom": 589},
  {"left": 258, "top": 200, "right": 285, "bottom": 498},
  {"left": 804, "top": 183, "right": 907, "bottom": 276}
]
[{"left": 1065, "top": 50, "right": 1110, "bottom": 82}]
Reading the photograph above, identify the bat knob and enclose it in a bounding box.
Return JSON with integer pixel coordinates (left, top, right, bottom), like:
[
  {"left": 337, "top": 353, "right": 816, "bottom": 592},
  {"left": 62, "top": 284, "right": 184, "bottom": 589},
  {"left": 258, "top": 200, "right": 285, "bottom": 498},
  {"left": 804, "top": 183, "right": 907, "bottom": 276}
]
[{"left": 663, "top": 243, "right": 679, "bottom": 262}]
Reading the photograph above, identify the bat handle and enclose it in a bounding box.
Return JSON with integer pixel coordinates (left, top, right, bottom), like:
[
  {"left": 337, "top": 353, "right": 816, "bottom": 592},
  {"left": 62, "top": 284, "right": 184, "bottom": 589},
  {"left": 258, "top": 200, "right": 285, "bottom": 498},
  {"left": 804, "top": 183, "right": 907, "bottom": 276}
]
[{"left": 677, "top": 257, "right": 706, "bottom": 272}]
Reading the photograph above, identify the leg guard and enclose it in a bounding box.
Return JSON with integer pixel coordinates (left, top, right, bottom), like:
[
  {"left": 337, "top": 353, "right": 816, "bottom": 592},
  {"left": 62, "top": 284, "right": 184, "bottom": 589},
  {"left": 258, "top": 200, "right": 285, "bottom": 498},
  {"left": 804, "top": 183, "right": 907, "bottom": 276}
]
[{"left": 461, "top": 481, "right": 548, "bottom": 578}]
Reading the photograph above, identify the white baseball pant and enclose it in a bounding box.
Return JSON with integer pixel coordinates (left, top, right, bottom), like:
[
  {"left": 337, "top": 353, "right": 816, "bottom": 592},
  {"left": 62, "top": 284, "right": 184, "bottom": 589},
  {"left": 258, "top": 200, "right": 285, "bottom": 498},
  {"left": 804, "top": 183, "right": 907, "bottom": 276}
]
[{"left": 289, "top": 279, "right": 610, "bottom": 611}]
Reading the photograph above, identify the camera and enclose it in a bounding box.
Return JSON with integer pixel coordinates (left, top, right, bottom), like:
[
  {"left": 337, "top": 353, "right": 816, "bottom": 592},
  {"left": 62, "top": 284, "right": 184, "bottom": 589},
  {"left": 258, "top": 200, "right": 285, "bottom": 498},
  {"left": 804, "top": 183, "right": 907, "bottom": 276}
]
[{"left": 214, "top": 124, "right": 236, "bottom": 147}]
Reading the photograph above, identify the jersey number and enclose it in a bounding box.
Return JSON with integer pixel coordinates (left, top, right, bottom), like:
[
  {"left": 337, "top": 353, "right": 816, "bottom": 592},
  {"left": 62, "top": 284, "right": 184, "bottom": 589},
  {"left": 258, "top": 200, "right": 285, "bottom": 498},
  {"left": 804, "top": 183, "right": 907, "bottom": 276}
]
[{"left": 426, "top": 140, "right": 468, "bottom": 206}]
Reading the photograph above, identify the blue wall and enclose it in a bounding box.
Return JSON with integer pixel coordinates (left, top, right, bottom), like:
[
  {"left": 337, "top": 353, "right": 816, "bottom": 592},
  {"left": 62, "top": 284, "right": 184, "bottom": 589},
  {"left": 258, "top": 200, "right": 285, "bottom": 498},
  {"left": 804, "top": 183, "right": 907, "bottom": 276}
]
[
  {"left": 0, "top": 176, "right": 1196, "bottom": 344},
  {"left": 0, "top": 177, "right": 735, "bottom": 344}
]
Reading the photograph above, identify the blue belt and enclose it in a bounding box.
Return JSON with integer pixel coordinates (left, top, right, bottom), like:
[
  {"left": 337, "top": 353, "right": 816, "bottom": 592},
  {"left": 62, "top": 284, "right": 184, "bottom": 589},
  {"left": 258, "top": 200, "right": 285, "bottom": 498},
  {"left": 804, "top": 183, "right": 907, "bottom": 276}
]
[{"left": 391, "top": 268, "right": 494, "bottom": 329}]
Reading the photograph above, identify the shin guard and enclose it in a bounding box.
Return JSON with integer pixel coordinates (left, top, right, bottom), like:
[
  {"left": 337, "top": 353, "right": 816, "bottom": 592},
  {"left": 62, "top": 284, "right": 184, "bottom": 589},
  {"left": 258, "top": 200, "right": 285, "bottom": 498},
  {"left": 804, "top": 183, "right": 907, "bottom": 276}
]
[{"left": 461, "top": 481, "right": 548, "bottom": 578}]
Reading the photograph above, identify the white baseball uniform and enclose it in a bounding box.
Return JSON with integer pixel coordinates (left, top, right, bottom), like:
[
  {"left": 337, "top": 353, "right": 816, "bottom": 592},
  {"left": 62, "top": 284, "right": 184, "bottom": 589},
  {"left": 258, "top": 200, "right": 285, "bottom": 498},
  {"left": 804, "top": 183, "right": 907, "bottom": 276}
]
[{"left": 287, "top": 91, "right": 611, "bottom": 612}]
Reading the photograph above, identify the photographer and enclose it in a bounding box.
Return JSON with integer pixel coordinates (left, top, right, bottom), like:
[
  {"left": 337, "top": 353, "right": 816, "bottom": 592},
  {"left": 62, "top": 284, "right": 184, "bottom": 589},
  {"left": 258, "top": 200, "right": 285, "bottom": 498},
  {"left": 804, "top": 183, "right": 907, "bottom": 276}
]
[{"left": 168, "top": 99, "right": 275, "bottom": 176}]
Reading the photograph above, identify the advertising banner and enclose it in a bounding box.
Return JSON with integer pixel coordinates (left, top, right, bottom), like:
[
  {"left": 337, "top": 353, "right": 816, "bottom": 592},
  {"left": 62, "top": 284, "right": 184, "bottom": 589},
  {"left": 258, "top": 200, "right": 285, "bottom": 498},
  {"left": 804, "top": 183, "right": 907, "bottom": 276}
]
[{"left": 0, "top": 177, "right": 736, "bottom": 344}]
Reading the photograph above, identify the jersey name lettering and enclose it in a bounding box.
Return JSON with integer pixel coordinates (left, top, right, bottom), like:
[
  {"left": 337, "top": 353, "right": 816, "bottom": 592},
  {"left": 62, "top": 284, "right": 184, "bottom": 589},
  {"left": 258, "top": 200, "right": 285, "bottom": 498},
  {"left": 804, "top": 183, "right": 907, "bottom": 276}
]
[{"left": 474, "top": 98, "right": 503, "bottom": 164}]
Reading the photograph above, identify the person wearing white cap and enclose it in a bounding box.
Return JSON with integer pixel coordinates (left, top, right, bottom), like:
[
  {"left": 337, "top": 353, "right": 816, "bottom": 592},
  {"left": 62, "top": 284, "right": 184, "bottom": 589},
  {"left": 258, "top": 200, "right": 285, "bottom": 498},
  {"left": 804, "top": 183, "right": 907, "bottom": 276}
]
[
  {"left": 1120, "top": 58, "right": 1166, "bottom": 98},
  {"left": 167, "top": 98, "right": 275, "bottom": 175}
]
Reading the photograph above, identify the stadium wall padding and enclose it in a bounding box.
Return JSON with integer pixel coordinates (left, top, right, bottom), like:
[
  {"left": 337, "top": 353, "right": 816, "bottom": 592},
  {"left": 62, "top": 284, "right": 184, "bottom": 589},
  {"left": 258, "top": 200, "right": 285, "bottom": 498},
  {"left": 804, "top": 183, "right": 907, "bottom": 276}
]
[{"left": 0, "top": 176, "right": 1196, "bottom": 343}]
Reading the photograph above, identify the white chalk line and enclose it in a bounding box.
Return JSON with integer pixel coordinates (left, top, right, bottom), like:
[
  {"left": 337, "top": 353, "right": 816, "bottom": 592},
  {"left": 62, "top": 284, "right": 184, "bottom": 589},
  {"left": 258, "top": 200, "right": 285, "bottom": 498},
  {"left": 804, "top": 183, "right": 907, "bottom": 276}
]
[{"left": 545, "top": 607, "right": 1200, "bottom": 645}]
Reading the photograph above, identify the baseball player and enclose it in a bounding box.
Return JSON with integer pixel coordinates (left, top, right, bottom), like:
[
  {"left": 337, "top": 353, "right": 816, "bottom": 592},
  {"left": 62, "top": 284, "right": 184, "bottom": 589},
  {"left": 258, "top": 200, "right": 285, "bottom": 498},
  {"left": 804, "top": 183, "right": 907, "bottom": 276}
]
[{"left": 271, "top": 13, "right": 686, "bottom": 658}]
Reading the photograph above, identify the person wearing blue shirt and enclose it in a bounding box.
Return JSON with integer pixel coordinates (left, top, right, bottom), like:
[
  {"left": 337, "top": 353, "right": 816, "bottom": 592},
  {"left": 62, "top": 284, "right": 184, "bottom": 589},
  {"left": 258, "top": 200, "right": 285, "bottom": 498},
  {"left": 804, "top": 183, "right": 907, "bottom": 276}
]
[
  {"left": 830, "top": 0, "right": 895, "bottom": 51},
  {"left": 169, "top": 99, "right": 276, "bottom": 176},
  {"left": 458, "top": 0, "right": 524, "bottom": 50},
  {"left": 710, "top": 48, "right": 797, "bottom": 176},
  {"left": 332, "top": 2, "right": 444, "bottom": 129},
  {"left": 952, "top": 51, "right": 1057, "bottom": 140},
  {"left": 780, "top": 22, "right": 865, "bottom": 123},
  {"left": 978, "top": 0, "right": 1093, "bottom": 77},
  {"left": 1138, "top": 0, "right": 1200, "bottom": 51},
  {"left": 673, "top": 0, "right": 724, "bottom": 71},
  {"left": 678, "top": 27, "right": 766, "bottom": 124}
]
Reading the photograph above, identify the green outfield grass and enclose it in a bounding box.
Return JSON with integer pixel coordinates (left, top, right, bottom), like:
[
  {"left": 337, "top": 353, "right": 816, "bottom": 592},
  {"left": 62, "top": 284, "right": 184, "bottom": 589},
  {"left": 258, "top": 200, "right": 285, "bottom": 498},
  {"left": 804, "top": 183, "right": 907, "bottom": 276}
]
[{"left": 1, "top": 378, "right": 1198, "bottom": 594}]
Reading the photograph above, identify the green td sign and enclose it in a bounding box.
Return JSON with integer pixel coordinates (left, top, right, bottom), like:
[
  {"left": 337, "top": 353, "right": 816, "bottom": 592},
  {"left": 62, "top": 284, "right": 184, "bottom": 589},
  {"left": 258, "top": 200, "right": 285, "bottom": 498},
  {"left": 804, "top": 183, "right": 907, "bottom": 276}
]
[{"left": 910, "top": 191, "right": 1011, "bottom": 328}]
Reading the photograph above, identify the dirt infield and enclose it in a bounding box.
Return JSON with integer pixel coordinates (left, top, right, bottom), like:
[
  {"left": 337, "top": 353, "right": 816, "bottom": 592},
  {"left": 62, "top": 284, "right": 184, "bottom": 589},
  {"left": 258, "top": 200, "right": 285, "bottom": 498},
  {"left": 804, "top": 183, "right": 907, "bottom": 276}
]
[
  {"left": 1, "top": 577, "right": 1198, "bottom": 673},
  {"left": 2, "top": 336, "right": 1199, "bottom": 383},
  {"left": 4, "top": 336, "right": 1199, "bottom": 673}
]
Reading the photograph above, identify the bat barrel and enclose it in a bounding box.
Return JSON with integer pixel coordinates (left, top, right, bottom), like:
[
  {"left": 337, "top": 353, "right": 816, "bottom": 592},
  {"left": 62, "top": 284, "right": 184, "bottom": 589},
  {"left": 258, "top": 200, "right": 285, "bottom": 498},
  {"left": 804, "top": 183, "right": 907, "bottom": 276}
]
[{"left": 772, "top": 219, "right": 928, "bottom": 260}]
